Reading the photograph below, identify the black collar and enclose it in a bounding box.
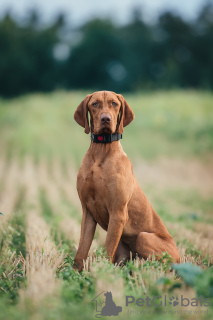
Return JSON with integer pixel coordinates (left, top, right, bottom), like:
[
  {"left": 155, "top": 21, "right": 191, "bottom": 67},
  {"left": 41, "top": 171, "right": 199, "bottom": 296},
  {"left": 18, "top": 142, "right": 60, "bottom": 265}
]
[{"left": 91, "top": 132, "right": 122, "bottom": 143}]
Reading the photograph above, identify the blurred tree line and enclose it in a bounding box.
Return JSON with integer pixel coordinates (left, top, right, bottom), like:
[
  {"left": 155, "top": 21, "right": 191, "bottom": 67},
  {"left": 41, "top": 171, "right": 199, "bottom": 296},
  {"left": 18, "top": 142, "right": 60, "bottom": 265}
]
[{"left": 0, "top": 3, "right": 213, "bottom": 97}]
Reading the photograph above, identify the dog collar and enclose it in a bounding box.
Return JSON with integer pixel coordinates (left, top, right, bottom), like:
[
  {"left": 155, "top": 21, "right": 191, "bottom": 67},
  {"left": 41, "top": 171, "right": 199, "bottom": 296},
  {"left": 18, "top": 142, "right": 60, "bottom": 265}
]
[{"left": 91, "top": 133, "right": 122, "bottom": 143}]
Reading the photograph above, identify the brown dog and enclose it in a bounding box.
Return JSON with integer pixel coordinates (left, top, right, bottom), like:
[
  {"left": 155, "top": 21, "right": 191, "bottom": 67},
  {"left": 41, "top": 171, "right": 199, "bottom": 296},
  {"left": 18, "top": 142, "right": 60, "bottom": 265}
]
[{"left": 73, "top": 91, "right": 180, "bottom": 271}]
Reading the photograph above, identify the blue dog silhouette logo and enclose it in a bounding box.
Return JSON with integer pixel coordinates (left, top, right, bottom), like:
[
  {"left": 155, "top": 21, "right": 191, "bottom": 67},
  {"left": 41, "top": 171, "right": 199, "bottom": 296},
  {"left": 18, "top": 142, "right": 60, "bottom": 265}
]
[{"left": 91, "top": 291, "right": 122, "bottom": 318}]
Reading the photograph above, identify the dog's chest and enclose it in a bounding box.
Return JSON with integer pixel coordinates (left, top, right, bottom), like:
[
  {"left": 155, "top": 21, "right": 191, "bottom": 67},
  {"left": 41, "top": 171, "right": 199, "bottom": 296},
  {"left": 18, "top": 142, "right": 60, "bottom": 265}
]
[{"left": 77, "top": 162, "right": 109, "bottom": 229}]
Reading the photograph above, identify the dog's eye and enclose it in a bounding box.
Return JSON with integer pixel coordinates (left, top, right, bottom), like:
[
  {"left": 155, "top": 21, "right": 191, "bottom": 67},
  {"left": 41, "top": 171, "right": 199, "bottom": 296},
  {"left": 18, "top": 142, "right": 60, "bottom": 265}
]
[
  {"left": 92, "top": 102, "right": 98, "bottom": 106},
  {"left": 112, "top": 101, "right": 117, "bottom": 106}
]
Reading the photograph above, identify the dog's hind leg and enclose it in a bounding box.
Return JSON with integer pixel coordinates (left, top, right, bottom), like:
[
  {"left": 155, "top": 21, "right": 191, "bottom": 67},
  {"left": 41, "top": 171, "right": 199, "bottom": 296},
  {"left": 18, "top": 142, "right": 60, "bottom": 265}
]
[{"left": 135, "top": 232, "right": 180, "bottom": 263}]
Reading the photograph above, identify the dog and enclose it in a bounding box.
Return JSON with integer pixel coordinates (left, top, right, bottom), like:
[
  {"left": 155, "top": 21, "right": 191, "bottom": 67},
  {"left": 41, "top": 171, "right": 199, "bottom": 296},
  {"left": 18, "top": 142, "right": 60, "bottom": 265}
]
[{"left": 73, "top": 91, "right": 180, "bottom": 272}]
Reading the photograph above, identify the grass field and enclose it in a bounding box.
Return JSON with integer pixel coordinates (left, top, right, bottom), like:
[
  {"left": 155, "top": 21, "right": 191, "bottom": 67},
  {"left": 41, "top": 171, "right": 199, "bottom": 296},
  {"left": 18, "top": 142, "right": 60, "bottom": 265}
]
[{"left": 0, "top": 90, "right": 213, "bottom": 320}]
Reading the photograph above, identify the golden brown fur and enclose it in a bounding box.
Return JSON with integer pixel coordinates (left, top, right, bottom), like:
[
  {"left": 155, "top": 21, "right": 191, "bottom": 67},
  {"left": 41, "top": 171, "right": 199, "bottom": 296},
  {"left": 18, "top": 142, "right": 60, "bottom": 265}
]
[{"left": 73, "top": 91, "right": 180, "bottom": 271}]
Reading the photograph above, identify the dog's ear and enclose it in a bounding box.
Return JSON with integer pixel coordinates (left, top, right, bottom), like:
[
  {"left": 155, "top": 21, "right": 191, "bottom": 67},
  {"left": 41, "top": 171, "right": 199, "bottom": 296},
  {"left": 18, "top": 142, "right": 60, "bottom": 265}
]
[
  {"left": 116, "top": 94, "right": 134, "bottom": 134},
  {"left": 74, "top": 94, "right": 92, "bottom": 134}
]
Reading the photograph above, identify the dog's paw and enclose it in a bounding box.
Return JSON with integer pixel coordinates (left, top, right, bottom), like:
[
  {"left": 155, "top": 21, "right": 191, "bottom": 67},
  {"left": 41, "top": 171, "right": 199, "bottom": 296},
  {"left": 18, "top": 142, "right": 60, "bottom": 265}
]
[{"left": 73, "top": 260, "right": 83, "bottom": 272}]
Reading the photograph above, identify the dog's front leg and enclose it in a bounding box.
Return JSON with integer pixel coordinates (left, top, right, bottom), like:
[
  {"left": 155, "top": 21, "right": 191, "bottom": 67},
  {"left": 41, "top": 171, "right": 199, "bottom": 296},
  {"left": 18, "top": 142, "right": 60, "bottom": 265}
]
[
  {"left": 74, "top": 207, "right": 97, "bottom": 272},
  {"left": 105, "top": 209, "right": 128, "bottom": 263}
]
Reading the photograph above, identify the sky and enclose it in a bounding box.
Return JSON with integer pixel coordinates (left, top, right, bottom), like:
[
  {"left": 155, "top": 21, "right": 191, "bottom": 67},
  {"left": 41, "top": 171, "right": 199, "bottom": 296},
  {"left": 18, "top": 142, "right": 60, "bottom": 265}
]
[{"left": 0, "top": 0, "right": 211, "bottom": 26}]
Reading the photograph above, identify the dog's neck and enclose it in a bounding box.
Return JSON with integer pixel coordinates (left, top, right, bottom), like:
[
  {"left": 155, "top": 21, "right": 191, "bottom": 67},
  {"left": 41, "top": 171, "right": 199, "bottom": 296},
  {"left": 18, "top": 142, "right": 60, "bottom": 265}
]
[{"left": 89, "top": 140, "right": 123, "bottom": 162}]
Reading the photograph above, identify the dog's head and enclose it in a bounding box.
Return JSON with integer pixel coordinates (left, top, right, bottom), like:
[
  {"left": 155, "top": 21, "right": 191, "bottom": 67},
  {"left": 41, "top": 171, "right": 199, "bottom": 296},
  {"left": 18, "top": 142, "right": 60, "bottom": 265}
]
[{"left": 74, "top": 91, "right": 134, "bottom": 134}]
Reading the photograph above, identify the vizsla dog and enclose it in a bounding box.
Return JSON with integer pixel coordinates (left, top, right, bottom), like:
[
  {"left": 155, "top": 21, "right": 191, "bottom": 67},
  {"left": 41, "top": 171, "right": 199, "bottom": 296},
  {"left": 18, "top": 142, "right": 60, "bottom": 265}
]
[{"left": 73, "top": 91, "right": 180, "bottom": 271}]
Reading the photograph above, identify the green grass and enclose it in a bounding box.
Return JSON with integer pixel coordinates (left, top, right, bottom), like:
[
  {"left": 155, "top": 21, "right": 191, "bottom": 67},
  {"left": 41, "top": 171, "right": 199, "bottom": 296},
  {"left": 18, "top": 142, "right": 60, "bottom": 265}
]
[
  {"left": 0, "top": 210, "right": 26, "bottom": 303},
  {"left": 153, "top": 189, "right": 213, "bottom": 225},
  {"left": 122, "top": 90, "right": 213, "bottom": 160}
]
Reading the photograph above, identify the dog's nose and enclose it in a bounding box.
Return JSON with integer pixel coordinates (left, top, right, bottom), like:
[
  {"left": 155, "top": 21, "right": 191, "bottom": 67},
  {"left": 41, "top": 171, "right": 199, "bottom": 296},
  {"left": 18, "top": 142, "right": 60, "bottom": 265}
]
[{"left": 101, "top": 114, "right": 111, "bottom": 124}]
